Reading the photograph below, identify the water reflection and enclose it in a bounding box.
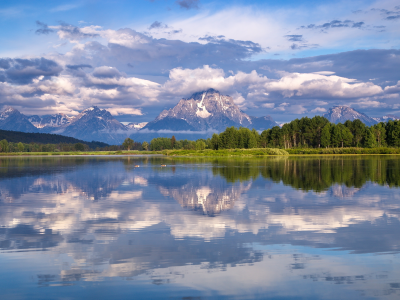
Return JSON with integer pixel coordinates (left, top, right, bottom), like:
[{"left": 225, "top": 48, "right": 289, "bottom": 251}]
[{"left": 0, "top": 156, "right": 399, "bottom": 299}]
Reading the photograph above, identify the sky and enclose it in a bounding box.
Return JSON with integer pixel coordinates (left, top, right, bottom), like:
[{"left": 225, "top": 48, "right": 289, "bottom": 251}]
[{"left": 0, "top": 0, "right": 399, "bottom": 123}]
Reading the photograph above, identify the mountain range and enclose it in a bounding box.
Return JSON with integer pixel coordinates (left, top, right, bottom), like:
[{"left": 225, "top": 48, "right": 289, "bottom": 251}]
[{"left": 0, "top": 89, "right": 398, "bottom": 144}]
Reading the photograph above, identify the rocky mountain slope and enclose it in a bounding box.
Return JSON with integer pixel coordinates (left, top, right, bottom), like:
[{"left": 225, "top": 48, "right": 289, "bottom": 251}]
[
  {"left": 0, "top": 106, "right": 129, "bottom": 144},
  {"left": 323, "top": 106, "right": 377, "bottom": 126},
  {"left": 143, "top": 89, "right": 277, "bottom": 132},
  {"left": 373, "top": 114, "right": 400, "bottom": 123},
  {"left": 0, "top": 106, "right": 39, "bottom": 133},
  {"left": 28, "top": 114, "right": 73, "bottom": 129},
  {"left": 54, "top": 106, "right": 128, "bottom": 145}
]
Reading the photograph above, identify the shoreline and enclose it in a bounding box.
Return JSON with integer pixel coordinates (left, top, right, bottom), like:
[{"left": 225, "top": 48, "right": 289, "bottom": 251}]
[{"left": 0, "top": 147, "right": 400, "bottom": 157}]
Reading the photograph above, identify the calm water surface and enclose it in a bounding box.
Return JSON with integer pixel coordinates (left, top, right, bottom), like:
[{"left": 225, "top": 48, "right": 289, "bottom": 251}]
[{"left": 0, "top": 156, "right": 399, "bottom": 300}]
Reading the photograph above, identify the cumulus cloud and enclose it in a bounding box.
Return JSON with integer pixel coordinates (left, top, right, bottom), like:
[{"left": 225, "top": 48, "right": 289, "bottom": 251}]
[
  {"left": 310, "top": 107, "right": 327, "bottom": 113},
  {"left": 384, "top": 81, "right": 400, "bottom": 94},
  {"left": 0, "top": 58, "right": 62, "bottom": 84}
]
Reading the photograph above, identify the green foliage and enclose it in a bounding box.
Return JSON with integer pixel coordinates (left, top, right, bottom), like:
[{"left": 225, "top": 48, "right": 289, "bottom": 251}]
[
  {"left": 165, "top": 148, "right": 289, "bottom": 157},
  {"left": 146, "top": 117, "right": 400, "bottom": 154},
  {"left": 0, "top": 129, "right": 108, "bottom": 149},
  {"left": 122, "top": 137, "right": 134, "bottom": 150},
  {"left": 142, "top": 141, "right": 149, "bottom": 151},
  {"left": 74, "top": 143, "right": 85, "bottom": 151},
  {"left": 150, "top": 137, "right": 174, "bottom": 151}
]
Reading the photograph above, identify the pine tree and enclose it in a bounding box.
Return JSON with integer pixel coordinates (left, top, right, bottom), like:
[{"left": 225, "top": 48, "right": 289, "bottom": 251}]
[
  {"left": 171, "top": 135, "right": 176, "bottom": 148},
  {"left": 364, "top": 128, "right": 377, "bottom": 148}
]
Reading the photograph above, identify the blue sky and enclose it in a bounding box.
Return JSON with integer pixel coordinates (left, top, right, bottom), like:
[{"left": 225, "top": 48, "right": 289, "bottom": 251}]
[{"left": 0, "top": 0, "right": 399, "bottom": 123}]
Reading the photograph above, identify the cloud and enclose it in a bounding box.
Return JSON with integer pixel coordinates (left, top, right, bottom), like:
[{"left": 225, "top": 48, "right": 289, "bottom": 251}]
[
  {"left": 285, "top": 35, "right": 303, "bottom": 42},
  {"left": 149, "top": 21, "right": 168, "bottom": 30},
  {"left": 54, "top": 22, "right": 100, "bottom": 42},
  {"left": 176, "top": 0, "right": 199, "bottom": 10},
  {"left": 310, "top": 107, "right": 327, "bottom": 113},
  {"left": 106, "top": 107, "right": 142, "bottom": 116},
  {"left": 35, "top": 21, "right": 54, "bottom": 35},
  {"left": 66, "top": 64, "right": 93, "bottom": 70},
  {"left": 384, "top": 81, "right": 400, "bottom": 94},
  {"left": 290, "top": 43, "right": 319, "bottom": 50},
  {"left": 300, "top": 20, "right": 365, "bottom": 31},
  {"left": 386, "top": 15, "right": 400, "bottom": 20},
  {"left": 92, "top": 66, "right": 123, "bottom": 79},
  {"left": 0, "top": 58, "right": 62, "bottom": 84}
]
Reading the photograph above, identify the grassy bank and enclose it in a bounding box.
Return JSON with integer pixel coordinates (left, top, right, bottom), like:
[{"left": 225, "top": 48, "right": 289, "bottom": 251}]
[
  {"left": 164, "top": 147, "right": 400, "bottom": 157},
  {"left": 0, "top": 150, "right": 162, "bottom": 156},
  {"left": 163, "top": 148, "right": 289, "bottom": 156},
  {"left": 286, "top": 147, "right": 400, "bottom": 155}
]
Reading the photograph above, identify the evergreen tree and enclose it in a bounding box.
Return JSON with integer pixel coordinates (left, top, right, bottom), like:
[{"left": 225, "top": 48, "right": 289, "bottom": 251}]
[
  {"left": 171, "top": 135, "right": 176, "bottom": 148},
  {"left": 364, "top": 128, "right": 377, "bottom": 148}
]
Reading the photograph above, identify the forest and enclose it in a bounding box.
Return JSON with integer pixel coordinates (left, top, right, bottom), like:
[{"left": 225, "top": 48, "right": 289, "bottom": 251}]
[{"left": 149, "top": 116, "right": 400, "bottom": 151}]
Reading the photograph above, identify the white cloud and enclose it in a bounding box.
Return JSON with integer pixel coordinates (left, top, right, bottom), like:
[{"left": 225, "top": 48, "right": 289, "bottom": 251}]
[{"left": 310, "top": 107, "right": 327, "bottom": 113}]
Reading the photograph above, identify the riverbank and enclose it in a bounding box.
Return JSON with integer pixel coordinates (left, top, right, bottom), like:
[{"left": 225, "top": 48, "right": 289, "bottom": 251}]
[
  {"left": 163, "top": 147, "right": 400, "bottom": 156},
  {"left": 1, "top": 147, "right": 399, "bottom": 157},
  {"left": 0, "top": 150, "right": 162, "bottom": 156},
  {"left": 163, "top": 148, "right": 289, "bottom": 156}
]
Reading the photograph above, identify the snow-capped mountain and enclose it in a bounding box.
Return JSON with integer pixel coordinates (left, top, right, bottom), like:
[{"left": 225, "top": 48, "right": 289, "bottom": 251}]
[
  {"left": 28, "top": 113, "right": 74, "bottom": 129},
  {"left": 373, "top": 114, "right": 400, "bottom": 123},
  {"left": 143, "top": 89, "right": 277, "bottom": 132},
  {"left": 54, "top": 106, "right": 128, "bottom": 144},
  {"left": 0, "top": 106, "right": 132, "bottom": 144},
  {"left": 125, "top": 122, "right": 148, "bottom": 130},
  {"left": 145, "top": 89, "right": 253, "bottom": 132},
  {"left": 323, "top": 106, "right": 377, "bottom": 126},
  {"left": 0, "top": 106, "right": 39, "bottom": 133}
]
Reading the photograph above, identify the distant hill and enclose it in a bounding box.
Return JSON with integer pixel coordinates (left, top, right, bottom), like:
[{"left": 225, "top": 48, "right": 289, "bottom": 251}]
[{"left": 0, "top": 129, "right": 108, "bottom": 149}]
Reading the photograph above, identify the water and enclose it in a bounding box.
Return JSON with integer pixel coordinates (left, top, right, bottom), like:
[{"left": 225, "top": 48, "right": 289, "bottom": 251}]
[{"left": 0, "top": 156, "right": 399, "bottom": 300}]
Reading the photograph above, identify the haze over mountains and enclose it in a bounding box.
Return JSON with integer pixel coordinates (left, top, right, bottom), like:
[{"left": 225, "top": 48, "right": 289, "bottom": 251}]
[{"left": 0, "top": 89, "right": 398, "bottom": 144}]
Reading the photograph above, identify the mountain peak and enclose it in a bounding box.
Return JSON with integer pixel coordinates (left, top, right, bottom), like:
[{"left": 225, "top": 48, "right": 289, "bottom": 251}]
[
  {"left": 81, "top": 106, "right": 101, "bottom": 113},
  {"left": 1, "top": 106, "right": 18, "bottom": 114},
  {"left": 323, "top": 106, "right": 377, "bottom": 126},
  {"left": 187, "top": 88, "right": 221, "bottom": 100}
]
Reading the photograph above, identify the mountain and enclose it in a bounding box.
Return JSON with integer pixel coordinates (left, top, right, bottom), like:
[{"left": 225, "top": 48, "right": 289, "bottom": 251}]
[
  {"left": 0, "top": 106, "right": 133, "bottom": 144},
  {"left": 125, "top": 122, "right": 148, "bottom": 130},
  {"left": 53, "top": 106, "right": 128, "bottom": 145},
  {"left": 0, "top": 106, "right": 39, "bottom": 133},
  {"left": 323, "top": 106, "right": 377, "bottom": 126},
  {"left": 144, "top": 89, "right": 253, "bottom": 132},
  {"left": 28, "top": 114, "right": 74, "bottom": 129},
  {"left": 373, "top": 114, "right": 400, "bottom": 123},
  {"left": 131, "top": 89, "right": 277, "bottom": 141},
  {"left": 250, "top": 116, "right": 278, "bottom": 130}
]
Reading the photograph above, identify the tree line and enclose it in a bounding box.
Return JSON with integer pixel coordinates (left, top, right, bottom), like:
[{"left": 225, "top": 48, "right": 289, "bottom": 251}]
[
  {"left": 147, "top": 117, "right": 400, "bottom": 151},
  {"left": 0, "top": 140, "right": 142, "bottom": 153}
]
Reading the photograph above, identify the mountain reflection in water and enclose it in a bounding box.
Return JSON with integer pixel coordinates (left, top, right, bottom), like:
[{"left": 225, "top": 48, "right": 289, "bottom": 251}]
[{"left": 0, "top": 156, "right": 399, "bottom": 300}]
